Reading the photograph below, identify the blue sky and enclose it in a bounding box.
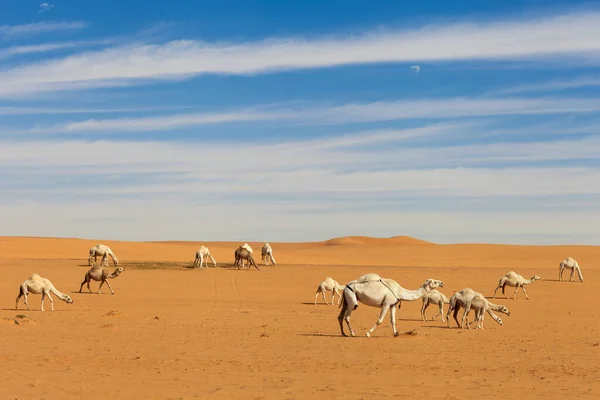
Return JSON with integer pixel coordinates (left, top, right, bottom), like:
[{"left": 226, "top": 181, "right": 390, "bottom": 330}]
[{"left": 2, "top": 0, "right": 600, "bottom": 244}]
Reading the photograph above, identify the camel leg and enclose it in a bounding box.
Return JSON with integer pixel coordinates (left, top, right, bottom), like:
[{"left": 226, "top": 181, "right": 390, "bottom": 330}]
[
  {"left": 79, "top": 276, "right": 88, "bottom": 293},
  {"left": 314, "top": 290, "right": 320, "bottom": 305},
  {"left": 493, "top": 285, "right": 500, "bottom": 299},
  {"left": 513, "top": 286, "right": 519, "bottom": 299},
  {"left": 40, "top": 291, "right": 46, "bottom": 312},
  {"left": 366, "top": 305, "right": 390, "bottom": 337},
  {"left": 453, "top": 306, "right": 461, "bottom": 327},
  {"left": 46, "top": 291, "right": 54, "bottom": 311},
  {"left": 569, "top": 268, "right": 574, "bottom": 282},
  {"left": 461, "top": 303, "right": 472, "bottom": 329},
  {"left": 390, "top": 303, "right": 398, "bottom": 337},
  {"left": 104, "top": 280, "right": 115, "bottom": 295},
  {"left": 432, "top": 302, "right": 443, "bottom": 321},
  {"left": 98, "top": 280, "right": 105, "bottom": 294},
  {"left": 321, "top": 289, "right": 328, "bottom": 305},
  {"left": 559, "top": 265, "right": 564, "bottom": 281},
  {"left": 335, "top": 289, "right": 342, "bottom": 305},
  {"left": 522, "top": 286, "right": 530, "bottom": 299},
  {"left": 420, "top": 300, "right": 429, "bottom": 321}
]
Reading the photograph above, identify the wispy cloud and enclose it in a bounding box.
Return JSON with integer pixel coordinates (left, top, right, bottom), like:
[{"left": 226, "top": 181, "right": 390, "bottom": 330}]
[
  {"left": 0, "top": 39, "right": 114, "bottom": 60},
  {"left": 12, "top": 97, "right": 600, "bottom": 134},
  {"left": 1, "top": 11, "right": 600, "bottom": 95},
  {"left": 0, "top": 21, "right": 87, "bottom": 39},
  {"left": 38, "top": 3, "right": 55, "bottom": 13},
  {"left": 493, "top": 77, "right": 600, "bottom": 95}
]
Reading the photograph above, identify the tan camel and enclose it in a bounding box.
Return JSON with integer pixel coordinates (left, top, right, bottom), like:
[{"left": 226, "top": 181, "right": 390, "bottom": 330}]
[
  {"left": 559, "top": 257, "right": 584, "bottom": 282},
  {"left": 16, "top": 273, "right": 74, "bottom": 311},
  {"left": 462, "top": 292, "right": 511, "bottom": 329},
  {"left": 88, "top": 244, "right": 119, "bottom": 267},
  {"left": 193, "top": 245, "right": 217, "bottom": 269},
  {"left": 493, "top": 271, "right": 541, "bottom": 299},
  {"left": 261, "top": 242, "right": 276, "bottom": 265},
  {"left": 234, "top": 246, "right": 259, "bottom": 270},
  {"left": 446, "top": 288, "right": 510, "bottom": 328},
  {"left": 79, "top": 265, "right": 125, "bottom": 294},
  {"left": 420, "top": 289, "right": 450, "bottom": 322},
  {"left": 314, "top": 277, "right": 345, "bottom": 305},
  {"left": 338, "top": 274, "right": 444, "bottom": 337}
]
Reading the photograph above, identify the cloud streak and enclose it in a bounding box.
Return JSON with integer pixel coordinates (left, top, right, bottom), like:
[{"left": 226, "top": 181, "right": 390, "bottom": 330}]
[
  {"left": 2, "top": 11, "right": 600, "bottom": 95},
  {"left": 0, "top": 21, "right": 87, "bottom": 39}
]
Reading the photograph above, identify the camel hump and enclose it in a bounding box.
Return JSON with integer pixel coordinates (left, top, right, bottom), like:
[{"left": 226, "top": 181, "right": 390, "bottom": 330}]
[{"left": 27, "top": 273, "right": 42, "bottom": 280}]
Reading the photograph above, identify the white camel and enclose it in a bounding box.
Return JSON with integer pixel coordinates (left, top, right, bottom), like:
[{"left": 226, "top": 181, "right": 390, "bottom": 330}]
[
  {"left": 193, "top": 245, "right": 217, "bottom": 269},
  {"left": 314, "top": 277, "right": 345, "bottom": 305},
  {"left": 79, "top": 265, "right": 125, "bottom": 294},
  {"left": 261, "top": 242, "right": 276, "bottom": 265},
  {"left": 420, "top": 289, "right": 450, "bottom": 322},
  {"left": 493, "top": 271, "right": 541, "bottom": 299},
  {"left": 462, "top": 292, "right": 511, "bottom": 329},
  {"left": 16, "top": 273, "right": 74, "bottom": 311},
  {"left": 88, "top": 244, "right": 119, "bottom": 267},
  {"left": 446, "top": 288, "right": 510, "bottom": 329},
  {"left": 337, "top": 274, "right": 444, "bottom": 337},
  {"left": 559, "top": 257, "right": 584, "bottom": 282}
]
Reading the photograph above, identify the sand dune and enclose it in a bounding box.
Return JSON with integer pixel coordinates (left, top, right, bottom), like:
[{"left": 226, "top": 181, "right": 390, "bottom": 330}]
[{"left": 1, "top": 235, "right": 599, "bottom": 399}]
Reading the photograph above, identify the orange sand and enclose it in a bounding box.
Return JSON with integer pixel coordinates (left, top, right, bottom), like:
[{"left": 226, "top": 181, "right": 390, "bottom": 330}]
[{"left": 1, "top": 236, "right": 599, "bottom": 399}]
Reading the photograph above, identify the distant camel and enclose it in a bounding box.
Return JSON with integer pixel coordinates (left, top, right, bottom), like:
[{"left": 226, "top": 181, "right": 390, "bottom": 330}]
[
  {"left": 261, "top": 243, "right": 276, "bottom": 265},
  {"left": 315, "top": 277, "right": 345, "bottom": 305},
  {"left": 16, "top": 273, "right": 74, "bottom": 311},
  {"left": 193, "top": 245, "right": 217, "bottom": 269},
  {"left": 420, "top": 289, "right": 450, "bottom": 322},
  {"left": 234, "top": 246, "right": 259, "bottom": 270},
  {"left": 88, "top": 244, "right": 119, "bottom": 267},
  {"left": 79, "top": 265, "right": 125, "bottom": 295},
  {"left": 559, "top": 257, "right": 584, "bottom": 282},
  {"left": 493, "top": 271, "right": 541, "bottom": 299},
  {"left": 338, "top": 273, "right": 444, "bottom": 337}
]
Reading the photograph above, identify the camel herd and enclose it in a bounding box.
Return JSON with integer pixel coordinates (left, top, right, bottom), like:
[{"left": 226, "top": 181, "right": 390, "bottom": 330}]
[
  {"left": 315, "top": 256, "right": 584, "bottom": 337},
  {"left": 14, "top": 242, "right": 277, "bottom": 312}
]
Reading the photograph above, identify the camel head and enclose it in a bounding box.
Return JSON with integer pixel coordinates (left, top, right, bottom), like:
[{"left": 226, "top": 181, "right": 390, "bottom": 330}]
[
  {"left": 63, "top": 294, "right": 74, "bottom": 304},
  {"left": 531, "top": 275, "right": 541, "bottom": 281},
  {"left": 496, "top": 317, "right": 503, "bottom": 325},
  {"left": 422, "top": 279, "right": 444, "bottom": 291},
  {"left": 112, "top": 267, "right": 125, "bottom": 277},
  {"left": 498, "top": 306, "right": 510, "bottom": 316}
]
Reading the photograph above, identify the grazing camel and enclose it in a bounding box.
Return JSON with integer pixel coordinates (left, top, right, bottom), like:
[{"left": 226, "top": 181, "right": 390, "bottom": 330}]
[
  {"left": 16, "top": 274, "right": 74, "bottom": 311},
  {"left": 337, "top": 274, "right": 444, "bottom": 337},
  {"left": 314, "top": 277, "right": 345, "bottom": 305},
  {"left": 236, "top": 243, "right": 253, "bottom": 268},
  {"left": 493, "top": 271, "right": 541, "bottom": 300},
  {"left": 79, "top": 265, "right": 125, "bottom": 295},
  {"left": 234, "top": 246, "right": 259, "bottom": 270},
  {"left": 261, "top": 242, "right": 276, "bottom": 265},
  {"left": 559, "top": 257, "right": 584, "bottom": 282},
  {"left": 446, "top": 288, "right": 510, "bottom": 329},
  {"left": 88, "top": 244, "right": 119, "bottom": 267},
  {"left": 420, "top": 289, "right": 450, "bottom": 322},
  {"left": 462, "top": 292, "right": 511, "bottom": 329},
  {"left": 193, "top": 245, "right": 217, "bottom": 269}
]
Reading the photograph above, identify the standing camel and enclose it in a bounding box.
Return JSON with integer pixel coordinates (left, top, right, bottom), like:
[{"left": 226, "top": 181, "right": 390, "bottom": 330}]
[
  {"left": 261, "top": 243, "right": 276, "bottom": 265},
  {"left": 420, "top": 289, "right": 450, "bottom": 322},
  {"left": 493, "top": 271, "right": 541, "bottom": 299},
  {"left": 16, "top": 274, "right": 74, "bottom": 311},
  {"left": 234, "top": 246, "right": 259, "bottom": 270},
  {"left": 559, "top": 257, "right": 584, "bottom": 282},
  {"left": 88, "top": 244, "right": 119, "bottom": 267},
  {"left": 462, "top": 293, "right": 510, "bottom": 329},
  {"left": 338, "top": 274, "right": 444, "bottom": 337},
  {"left": 79, "top": 265, "right": 125, "bottom": 295},
  {"left": 446, "top": 288, "right": 510, "bottom": 329},
  {"left": 314, "top": 277, "right": 345, "bottom": 305},
  {"left": 193, "top": 245, "right": 217, "bottom": 269}
]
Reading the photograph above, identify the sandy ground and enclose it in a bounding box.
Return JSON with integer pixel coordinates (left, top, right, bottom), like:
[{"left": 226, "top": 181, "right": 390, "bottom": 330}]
[{"left": 1, "top": 236, "right": 599, "bottom": 399}]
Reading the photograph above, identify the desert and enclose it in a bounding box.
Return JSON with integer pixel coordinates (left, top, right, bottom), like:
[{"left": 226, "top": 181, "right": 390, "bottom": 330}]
[{"left": 1, "top": 235, "right": 599, "bottom": 399}]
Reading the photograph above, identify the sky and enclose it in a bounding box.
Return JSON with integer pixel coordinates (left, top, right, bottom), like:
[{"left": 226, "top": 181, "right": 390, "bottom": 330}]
[{"left": 1, "top": 0, "right": 600, "bottom": 244}]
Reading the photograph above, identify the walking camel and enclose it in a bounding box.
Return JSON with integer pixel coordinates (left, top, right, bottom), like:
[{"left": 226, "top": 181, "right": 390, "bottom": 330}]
[
  {"left": 234, "top": 246, "right": 259, "bottom": 270},
  {"left": 193, "top": 245, "right": 217, "bottom": 269},
  {"left": 337, "top": 273, "right": 444, "bottom": 337},
  {"left": 446, "top": 287, "right": 510, "bottom": 329},
  {"left": 463, "top": 292, "right": 511, "bottom": 330},
  {"left": 88, "top": 244, "right": 119, "bottom": 267},
  {"left": 314, "top": 277, "right": 345, "bottom": 305},
  {"left": 493, "top": 271, "right": 541, "bottom": 300},
  {"left": 79, "top": 265, "right": 125, "bottom": 295},
  {"left": 559, "top": 257, "right": 584, "bottom": 282},
  {"left": 261, "top": 242, "right": 276, "bottom": 265},
  {"left": 16, "top": 274, "right": 74, "bottom": 311},
  {"left": 420, "top": 289, "right": 450, "bottom": 322}
]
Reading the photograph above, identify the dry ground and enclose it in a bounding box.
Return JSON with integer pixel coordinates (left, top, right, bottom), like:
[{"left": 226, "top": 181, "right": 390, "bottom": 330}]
[{"left": 1, "top": 236, "right": 599, "bottom": 399}]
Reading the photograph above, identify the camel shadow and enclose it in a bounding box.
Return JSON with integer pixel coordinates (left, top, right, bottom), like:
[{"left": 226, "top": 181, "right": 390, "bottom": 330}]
[
  {"left": 420, "top": 325, "right": 455, "bottom": 330},
  {"left": 301, "top": 302, "right": 338, "bottom": 306},
  {"left": 5, "top": 308, "right": 70, "bottom": 312}
]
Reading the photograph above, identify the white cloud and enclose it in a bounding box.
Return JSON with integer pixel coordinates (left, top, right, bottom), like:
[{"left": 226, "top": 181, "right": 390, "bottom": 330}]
[
  {"left": 0, "top": 39, "right": 113, "bottom": 60},
  {"left": 38, "top": 3, "right": 55, "bottom": 13},
  {"left": 1, "top": 11, "right": 600, "bottom": 95},
  {"left": 0, "top": 21, "right": 86, "bottom": 38},
  {"left": 13, "top": 97, "right": 600, "bottom": 134},
  {"left": 493, "top": 77, "right": 600, "bottom": 95}
]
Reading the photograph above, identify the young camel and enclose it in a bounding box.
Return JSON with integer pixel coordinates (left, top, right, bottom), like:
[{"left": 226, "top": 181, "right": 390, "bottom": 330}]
[
  {"left": 559, "top": 257, "right": 584, "bottom": 282},
  {"left": 261, "top": 242, "right": 276, "bottom": 265},
  {"left": 314, "top": 277, "right": 345, "bottom": 305},
  {"left": 493, "top": 271, "right": 541, "bottom": 300},
  {"left": 462, "top": 292, "right": 511, "bottom": 329},
  {"left": 446, "top": 288, "right": 509, "bottom": 329},
  {"left": 338, "top": 274, "right": 444, "bottom": 337},
  {"left": 88, "top": 244, "right": 119, "bottom": 267},
  {"left": 234, "top": 246, "right": 259, "bottom": 270},
  {"left": 16, "top": 274, "right": 74, "bottom": 311},
  {"left": 193, "top": 245, "right": 217, "bottom": 269},
  {"left": 79, "top": 265, "right": 125, "bottom": 295},
  {"left": 420, "top": 289, "right": 450, "bottom": 322}
]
